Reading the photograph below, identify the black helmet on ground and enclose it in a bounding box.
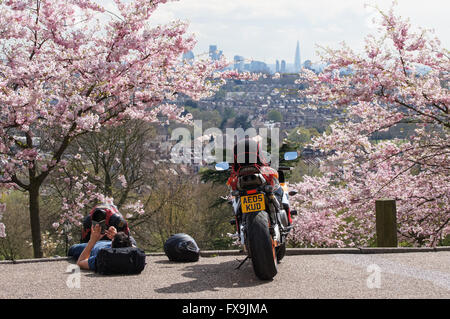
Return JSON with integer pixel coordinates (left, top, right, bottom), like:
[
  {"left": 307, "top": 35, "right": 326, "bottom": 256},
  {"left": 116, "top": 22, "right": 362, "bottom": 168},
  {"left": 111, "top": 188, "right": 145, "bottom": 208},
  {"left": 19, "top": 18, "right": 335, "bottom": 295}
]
[{"left": 164, "top": 233, "right": 200, "bottom": 262}]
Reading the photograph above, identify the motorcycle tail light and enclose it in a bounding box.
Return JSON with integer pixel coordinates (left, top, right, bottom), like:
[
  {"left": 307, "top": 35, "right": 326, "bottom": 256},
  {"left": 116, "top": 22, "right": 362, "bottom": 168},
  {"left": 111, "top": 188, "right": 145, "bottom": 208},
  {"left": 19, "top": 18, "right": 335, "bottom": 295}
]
[{"left": 246, "top": 189, "right": 257, "bottom": 195}]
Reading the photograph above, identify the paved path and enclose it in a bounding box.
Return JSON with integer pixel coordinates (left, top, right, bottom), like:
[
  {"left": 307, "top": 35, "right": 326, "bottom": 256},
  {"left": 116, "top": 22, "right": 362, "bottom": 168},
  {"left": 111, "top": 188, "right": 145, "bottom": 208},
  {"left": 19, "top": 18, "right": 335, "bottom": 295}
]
[{"left": 0, "top": 251, "right": 449, "bottom": 299}]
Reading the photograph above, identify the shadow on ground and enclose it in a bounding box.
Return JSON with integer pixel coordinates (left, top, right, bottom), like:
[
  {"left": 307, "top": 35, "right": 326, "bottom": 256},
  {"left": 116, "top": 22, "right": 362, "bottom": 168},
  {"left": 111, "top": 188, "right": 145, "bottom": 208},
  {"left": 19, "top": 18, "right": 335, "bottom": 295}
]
[{"left": 154, "top": 258, "right": 270, "bottom": 294}]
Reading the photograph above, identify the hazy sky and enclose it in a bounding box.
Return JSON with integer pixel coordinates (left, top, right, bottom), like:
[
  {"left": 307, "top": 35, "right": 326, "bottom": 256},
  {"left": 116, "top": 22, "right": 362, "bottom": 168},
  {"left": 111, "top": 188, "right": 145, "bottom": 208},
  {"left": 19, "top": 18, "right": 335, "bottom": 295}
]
[{"left": 108, "top": 0, "right": 449, "bottom": 65}]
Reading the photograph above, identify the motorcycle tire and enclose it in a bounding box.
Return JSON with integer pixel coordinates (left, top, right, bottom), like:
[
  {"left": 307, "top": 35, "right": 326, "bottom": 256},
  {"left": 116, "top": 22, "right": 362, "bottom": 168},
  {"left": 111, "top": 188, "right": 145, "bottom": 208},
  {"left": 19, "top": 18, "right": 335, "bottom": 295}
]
[
  {"left": 246, "top": 211, "right": 278, "bottom": 280},
  {"left": 276, "top": 242, "right": 286, "bottom": 263}
]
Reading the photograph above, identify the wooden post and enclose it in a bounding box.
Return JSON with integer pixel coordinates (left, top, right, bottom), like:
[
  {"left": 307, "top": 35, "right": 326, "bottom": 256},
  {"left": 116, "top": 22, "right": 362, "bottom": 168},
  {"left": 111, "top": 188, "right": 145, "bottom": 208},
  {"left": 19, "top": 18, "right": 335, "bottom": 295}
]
[{"left": 375, "top": 199, "right": 398, "bottom": 247}]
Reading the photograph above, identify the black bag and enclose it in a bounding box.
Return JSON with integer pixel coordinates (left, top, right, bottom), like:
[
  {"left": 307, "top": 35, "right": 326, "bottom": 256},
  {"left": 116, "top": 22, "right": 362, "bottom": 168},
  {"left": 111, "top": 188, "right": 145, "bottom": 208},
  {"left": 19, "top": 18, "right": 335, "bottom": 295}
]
[
  {"left": 164, "top": 233, "right": 200, "bottom": 262},
  {"left": 95, "top": 247, "right": 146, "bottom": 275}
]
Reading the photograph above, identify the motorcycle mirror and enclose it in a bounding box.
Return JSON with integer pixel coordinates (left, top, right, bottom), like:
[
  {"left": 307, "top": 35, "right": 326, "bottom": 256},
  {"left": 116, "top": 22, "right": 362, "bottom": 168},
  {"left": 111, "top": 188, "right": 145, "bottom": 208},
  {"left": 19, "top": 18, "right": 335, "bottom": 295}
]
[
  {"left": 288, "top": 190, "right": 298, "bottom": 196},
  {"left": 284, "top": 151, "right": 298, "bottom": 161},
  {"left": 215, "top": 162, "right": 230, "bottom": 171}
]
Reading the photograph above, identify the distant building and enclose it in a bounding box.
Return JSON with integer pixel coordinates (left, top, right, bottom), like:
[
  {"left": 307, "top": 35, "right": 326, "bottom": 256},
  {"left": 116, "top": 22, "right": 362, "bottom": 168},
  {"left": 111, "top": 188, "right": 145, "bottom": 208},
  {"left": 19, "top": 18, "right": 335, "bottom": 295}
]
[
  {"left": 234, "top": 55, "right": 245, "bottom": 72},
  {"left": 276, "top": 60, "right": 280, "bottom": 73},
  {"left": 249, "top": 60, "right": 270, "bottom": 73},
  {"left": 182, "top": 50, "right": 194, "bottom": 64},
  {"left": 280, "top": 60, "right": 286, "bottom": 73},
  {"left": 209, "top": 45, "right": 223, "bottom": 61},
  {"left": 294, "top": 41, "right": 301, "bottom": 73},
  {"left": 303, "top": 59, "right": 312, "bottom": 70}
]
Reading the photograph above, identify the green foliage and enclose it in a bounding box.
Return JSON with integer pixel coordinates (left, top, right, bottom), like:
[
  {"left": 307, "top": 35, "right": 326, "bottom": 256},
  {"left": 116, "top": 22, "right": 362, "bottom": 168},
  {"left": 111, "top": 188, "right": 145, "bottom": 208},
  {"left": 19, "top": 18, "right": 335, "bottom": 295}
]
[
  {"left": 184, "top": 99, "right": 198, "bottom": 108},
  {"left": 0, "top": 192, "right": 33, "bottom": 260},
  {"left": 398, "top": 241, "right": 414, "bottom": 247},
  {"left": 287, "top": 126, "right": 320, "bottom": 146},
  {"left": 211, "top": 235, "right": 237, "bottom": 250},
  {"left": 185, "top": 106, "right": 222, "bottom": 130},
  {"left": 213, "top": 87, "right": 227, "bottom": 101},
  {"left": 233, "top": 114, "right": 252, "bottom": 130},
  {"left": 281, "top": 127, "right": 321, "bottom": 183},
  {"left": 267, "top": 109, "right": 283, "bottom": 122},
  {"left": 127, "top": 169, "right": 236, "bottom": 252},
  {"left": 199, "top": 166, "right": 229, "bottom": 185},
  {"left": 370, "top": 122, "right": 417, "bottom": 140},
  {"left": 440, "top": 234, "right": 450, "bottom": 246},
  {"left": 288, "top": 160, "right": 322, "bottom": 183}
]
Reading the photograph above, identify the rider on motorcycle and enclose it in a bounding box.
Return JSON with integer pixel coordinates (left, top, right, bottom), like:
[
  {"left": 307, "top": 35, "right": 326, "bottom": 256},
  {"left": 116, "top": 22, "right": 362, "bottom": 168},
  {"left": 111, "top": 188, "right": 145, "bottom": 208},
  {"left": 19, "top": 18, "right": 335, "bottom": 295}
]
[{"left": 226, "top": 137, "right": 293, "bottom": 225}]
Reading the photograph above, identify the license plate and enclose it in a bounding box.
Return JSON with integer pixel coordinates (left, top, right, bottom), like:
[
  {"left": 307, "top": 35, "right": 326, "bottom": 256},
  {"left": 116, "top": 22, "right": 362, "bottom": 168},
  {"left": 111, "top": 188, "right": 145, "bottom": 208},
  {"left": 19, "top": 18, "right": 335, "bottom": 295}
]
[{"left": 241, "top": 194, "right": 265, "bottom": 214}]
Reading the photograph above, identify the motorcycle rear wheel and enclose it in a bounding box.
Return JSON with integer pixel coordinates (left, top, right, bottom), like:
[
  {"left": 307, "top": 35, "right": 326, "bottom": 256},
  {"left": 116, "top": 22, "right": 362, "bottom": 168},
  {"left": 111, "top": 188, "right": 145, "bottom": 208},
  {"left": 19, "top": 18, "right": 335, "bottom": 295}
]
[
  {"left": 276, "top": 242, "right": 286, "bottom": 263},
  {"left": 246, "top": 211, "right": 278, "bottom": 280}
]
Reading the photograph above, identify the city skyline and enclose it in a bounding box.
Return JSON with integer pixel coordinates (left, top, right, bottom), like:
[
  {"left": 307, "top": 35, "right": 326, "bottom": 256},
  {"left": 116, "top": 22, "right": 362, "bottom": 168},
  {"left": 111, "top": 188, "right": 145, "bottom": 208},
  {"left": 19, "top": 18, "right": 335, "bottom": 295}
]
[
  {"left": 141, "top": 0, "right": 449, "bottom": 63},
  {"left": 190, "top": 41, "right": 304, "bottom": 74}
]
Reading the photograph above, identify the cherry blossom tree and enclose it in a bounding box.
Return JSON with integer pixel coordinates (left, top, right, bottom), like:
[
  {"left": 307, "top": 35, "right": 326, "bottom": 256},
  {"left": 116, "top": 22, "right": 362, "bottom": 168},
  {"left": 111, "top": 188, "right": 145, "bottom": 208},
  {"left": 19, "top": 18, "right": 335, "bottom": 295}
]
[
  {"left": 0, "top": 0, "right": 256, "bottom": 257},
  {"left": 290, "top": 4, "right": 449, "bottom": 247},
  {"left": 46, "top": 120, "right": 156, "bottom": 237}
]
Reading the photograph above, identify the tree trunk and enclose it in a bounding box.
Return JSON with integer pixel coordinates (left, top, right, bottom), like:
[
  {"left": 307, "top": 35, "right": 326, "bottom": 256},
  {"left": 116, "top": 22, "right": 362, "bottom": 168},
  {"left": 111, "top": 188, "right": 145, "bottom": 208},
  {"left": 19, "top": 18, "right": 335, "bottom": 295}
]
[
  {"left": 29, "top": 185, "right": 43, "bottom": 258},
  {"left": 104, "top": 171, "right": 112, "bottom": 197}
]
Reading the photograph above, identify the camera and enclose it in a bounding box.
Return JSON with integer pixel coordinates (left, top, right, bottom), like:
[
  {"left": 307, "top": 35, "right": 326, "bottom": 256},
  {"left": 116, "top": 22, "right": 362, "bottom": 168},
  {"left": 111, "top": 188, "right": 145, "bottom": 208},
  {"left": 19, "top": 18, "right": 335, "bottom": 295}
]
[{"left": 91, "top": 209, "right": 107, "bottom": 234}]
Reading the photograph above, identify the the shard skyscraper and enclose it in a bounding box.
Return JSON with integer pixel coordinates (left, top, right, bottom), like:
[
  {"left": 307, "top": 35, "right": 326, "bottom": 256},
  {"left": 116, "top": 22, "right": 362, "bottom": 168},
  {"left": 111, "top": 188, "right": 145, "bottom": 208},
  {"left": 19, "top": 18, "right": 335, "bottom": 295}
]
[{"left": 294, "top": 40, "right": 301, "bottom": 72}]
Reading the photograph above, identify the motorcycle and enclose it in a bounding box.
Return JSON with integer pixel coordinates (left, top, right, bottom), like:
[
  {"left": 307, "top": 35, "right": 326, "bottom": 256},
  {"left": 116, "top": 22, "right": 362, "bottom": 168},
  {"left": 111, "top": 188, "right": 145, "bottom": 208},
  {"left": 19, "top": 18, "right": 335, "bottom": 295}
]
[{"left": 215, "top": 151, "right": 298, "bottom": 280}]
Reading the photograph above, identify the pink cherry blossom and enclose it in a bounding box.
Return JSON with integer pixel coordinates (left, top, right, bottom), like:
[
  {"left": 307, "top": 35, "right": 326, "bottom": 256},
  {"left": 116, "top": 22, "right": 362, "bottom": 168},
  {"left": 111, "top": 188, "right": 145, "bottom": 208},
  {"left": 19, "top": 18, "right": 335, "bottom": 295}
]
[
  {"left": 291, "top": 3, "right": 449, "bottom": 247},
  {"left": 0, "top": 0, "right": 256, "bottom": 255}
]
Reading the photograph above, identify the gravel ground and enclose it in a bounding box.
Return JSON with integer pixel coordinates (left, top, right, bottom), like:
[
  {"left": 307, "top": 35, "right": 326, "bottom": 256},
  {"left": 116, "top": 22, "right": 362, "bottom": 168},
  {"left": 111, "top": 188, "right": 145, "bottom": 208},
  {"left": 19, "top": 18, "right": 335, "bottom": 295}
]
[{"left": 0, "top": 252, "right": 449, "bottom": 299}]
